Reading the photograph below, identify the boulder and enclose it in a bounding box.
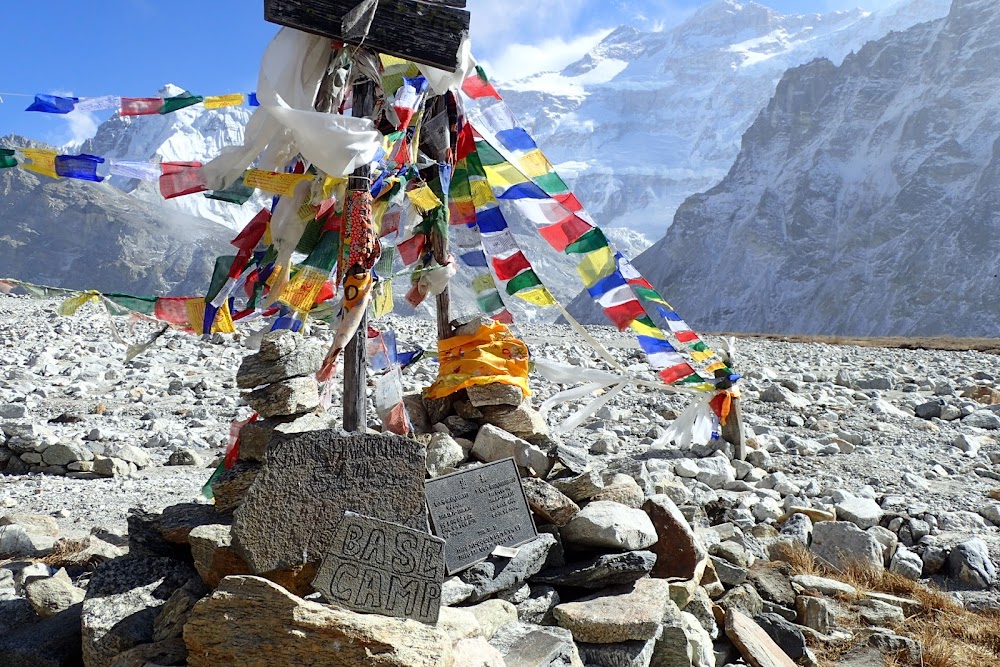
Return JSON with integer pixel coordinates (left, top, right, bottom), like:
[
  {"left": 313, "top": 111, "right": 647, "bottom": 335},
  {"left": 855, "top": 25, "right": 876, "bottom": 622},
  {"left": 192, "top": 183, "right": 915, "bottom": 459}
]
[
  {"left": 472, "top": 425, "right": 553, "bottom": 478},
  {"left": 25, "top": 569, "right": 85, "bottom": 618},
  {"left": 158, "top": 503, "right": 227, "bottom": 544},
  {"left": 553, "top": 579, "right": 672, "bottom": 643},
  {"left": 426, "top": 433, "right": 467, "bottom": 476},
  {"left": 642, "top": 495, "right": 707, "bottom": 580},
  {"left": 833, "top": 495, "right": 883, "bottom": 530},
  {"left": 467, "top": 383, "right": 525, "bottom": 408},
  {"left": 478, "top": 403, "right": 550, "bottom": 442},
  {"left": 82, "top": 557, "right": 197, "bottom": 667},
  {"left": 810, "top": 521, "right": 884, "bottom": 572},
  {"left": 183, "top": 576, "right": 453, "bottom": 667},
  {"left": 236, "top": 332, "right": 324, "bottom": 389},
  {"left": 243, "top": 376, "right": 320, "bottom": 419},
  {"left": 237, "top": 412, "right": 337, "bottom": 462},
  {"left": 490, "top": 623, "right": 583, "bottom": 667},
  {"left": 210, "top": 462, "right": 260, "bottom": 514},
  {"left": 188, "top": 524, "right": 251, "bottom": 589},
  {"left": 948, "top": 538, "right": 997, "bottom": 589},
  {"left": 532, "top": 551, "right": 656, "bottom": 590},
  {"left": 562, "top": 501, "right": 657, "bottom": 551},
  {"left": 753, "top": 613, "right": 807, "bottom": 661},
  {"left": 521, "top": 478, "right": 580, "bottom": 527},
  {"left": 467, "top": 600, "right": 518, "bottom": 641},
  {"left": 0, "top": 603, "right": 83, "bottom": 667},
  {"left": 452, "top": 637, "right": 506, "bottom": 667},
  {"left": 461, "top": 534, "right": 559, "bottom": 603},
  {"left": 725, "top": 609, "right": 797, "bottom": 667}
]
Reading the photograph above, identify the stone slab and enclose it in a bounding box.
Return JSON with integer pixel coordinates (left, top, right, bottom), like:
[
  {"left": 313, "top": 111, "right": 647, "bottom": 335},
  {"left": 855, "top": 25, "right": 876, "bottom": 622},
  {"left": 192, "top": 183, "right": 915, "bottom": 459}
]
[
  {"left": 425, "top": 458, "right": 537, "bottom": 575},
  {"left": 313, "top": 512, "right": 445, "bottom": 623},
  {"left": 232, "top": 430, "right": 428, "bottom": 575},
  {"left": 725, "top": 609, "right": 797, "bottom": 667}
]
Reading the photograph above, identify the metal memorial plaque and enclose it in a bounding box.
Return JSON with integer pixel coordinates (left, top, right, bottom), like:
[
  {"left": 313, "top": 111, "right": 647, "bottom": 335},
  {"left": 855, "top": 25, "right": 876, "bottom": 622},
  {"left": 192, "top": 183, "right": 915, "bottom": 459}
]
[
  {"left": 424, "top": 458, "right": 537, "bottom": 574},
  {"left": 313, "top": 512, "right": 446, "bottom": 623}
]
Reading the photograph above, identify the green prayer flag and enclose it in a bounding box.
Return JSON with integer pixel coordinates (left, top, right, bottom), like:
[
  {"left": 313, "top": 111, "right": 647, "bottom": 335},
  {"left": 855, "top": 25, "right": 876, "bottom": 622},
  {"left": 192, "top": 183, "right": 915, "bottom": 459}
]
[
  {"left": 475, "top": 142, "right": 506, "bottom": 168},
  {"left": 205, "top": 174, "right": 254, "bottom": 205},
  {"left": 536, "top": 171, "right": 569, "bottom": 196},
  {"left": 505, "top": 270, "right": 543, "bottom": 296},
  {"left": 477, "top": 290, "right": 504, "bottom": 313},
  {"left": 294, "top": 217, "right": 325, "bottom": 256},
  {"left": 206, "top": 256, "right": 237, "bottom": 302},
  {"left": 565, "top": 228, "right": 608, "bottom": 255},
  {"left": 104, "top": 293, "right": 157, "bottom": 316},
  {"left": 302, "top": 230, "right": 340, "bottom": 272},
  {"left": 160, "top": 91, "right": 204, "bottom": 114},
  {"left": 0, "top": 149, "right": 17, "bottom": 170}
]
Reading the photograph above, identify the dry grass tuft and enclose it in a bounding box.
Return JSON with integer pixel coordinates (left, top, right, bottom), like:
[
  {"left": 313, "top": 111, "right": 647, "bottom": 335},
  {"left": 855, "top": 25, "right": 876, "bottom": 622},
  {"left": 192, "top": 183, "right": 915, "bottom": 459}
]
[
  {"left": 40, "top": 538, "right": 90, "bottom": 568},
  {"left": 772, "top": 541, "right": 1000, "bottom": 666}
]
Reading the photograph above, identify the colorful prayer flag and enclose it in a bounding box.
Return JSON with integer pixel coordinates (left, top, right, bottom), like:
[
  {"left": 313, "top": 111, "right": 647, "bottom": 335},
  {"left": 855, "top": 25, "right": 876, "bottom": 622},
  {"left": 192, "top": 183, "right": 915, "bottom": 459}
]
[
  {"left": 392, "top": 76, "right": 428, "bottom": 131},
  {"left": 120, "top": 98, "right": 164, "bottom": 116},
  {"left": 461, "top": 65, "right": 502, "bottom": 101},
  {"left": 160, "top": 91, "right": 204, "bottom": 114},
  {"left": 244, "top": 169, "right": 313, "bottom": 197},
  {"left": 492, "top": 251, "right": 532, "bottom": 281},
  {"left": 26, "top": 94, "right": 77, "bottom": 114},
  {"left": 203, "top": 93, "right": 245, "bottom": 109},
  {"left": 75, "top": 96, "right": 121, "bottom": 112},
  {"left": 108, "top": 160, "right": 160, "bottom": 182},
  {"left": 21, "top": 149, "right": 59, "bottom": 179},
  {"left": 514, "top": 286, "right": 556, "bottom": 307},
  {"left": 160, "top": 162, "right": 207, "bottom": 199},
  {"left": 54, "top": 154, "right": 104, "bottom": 182},
  {"left": 0, "top": 149, "right": 17, "bottom": 170}
]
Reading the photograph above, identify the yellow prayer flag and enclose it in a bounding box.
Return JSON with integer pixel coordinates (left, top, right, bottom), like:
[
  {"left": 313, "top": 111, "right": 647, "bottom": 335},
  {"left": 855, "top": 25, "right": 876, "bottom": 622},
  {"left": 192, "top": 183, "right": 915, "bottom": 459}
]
[
  {"left": 515, "top": 286, "right": 556, "bottom": 307},
  {"left": 469, "top": 179, "right": 495, "bottom": 209},
  {"left": 184, "top": 298, "right": 235, "bottom": 334},
  {"left": 59, "top": 291, "right": 100, "bottom": 316},
  {"left": 690, "top": 349, "right": 716, "bottom": 363},
  {"left": 280, "top": 266, "right": 328, "bottom": 313},
  {"left": 484, "top": 162, "right": 528, "bottom": 190},
  {"left": 203, "top": 93, "right": 245, "bottom": 109},
  {"left": 630, "top": 318, "right": 667, "bottom": 339},
  {"left": 244, "top": 169, "right": 313, "bottom": 196},
  {"left": 575, "top": 246, "right": 616, "bottom": 288},
  {"left": 372, "top": 199, "right": 389, "bottom": 234},
  {"left": 518, "top": 149, "right": 553, "bottom": 179},
  {"left": 22, "top": 149, "right": 59, "bottom": 179},
  {"left": 472, "top": 273, "right": 496, "bottom": 294},
  {"left": 372, "top": 281, "right": 394, "bottom": 318},
  {"left": 704, "top": 361, "right": 727, "bottom": 374},
  {"left": 323, "top": 175, "right": 346, "bottom": 200},
  {"left": 407, "top": 185, "right": 442, "bottom": 213}
]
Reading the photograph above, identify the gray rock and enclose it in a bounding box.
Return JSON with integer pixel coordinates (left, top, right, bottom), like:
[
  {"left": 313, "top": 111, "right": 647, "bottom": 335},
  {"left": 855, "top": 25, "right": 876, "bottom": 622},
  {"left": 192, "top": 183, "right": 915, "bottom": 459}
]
[
  {"left": 461, "top": 534, "right": 559, "bottom": 603},
  {"left": 425, "top": 433, "right": 466, "bottom": 476},
  {"left": 0, "top": 603, "right": 82, "bottom": 667},
  {"left": 0, "top": 598, "right": 37, "bottom": 636},
  {"left": 478, "top": 402, "right": 550, "bottom": 442},
  {"left": 532, "top": 551, "right": 656, "bottom": 589},
  {"left": 889, "top": 545, "right": 923, "bottom": 581},
  {"left": 695, "top": 457, "right": 736, "bottom": 489},
  {"left": 25, "top": 569, "right": 85, "bottom": 618},
  {"left": 521, "top": 478, "right": 580, "bottom": 527},
  {"left": 472, "top": 424, "right": 554, "bottom": 478},
  {"left": 948, "top": 538, "right": 997, "bottom": 589},
  {"left": 561, "top": 501, "right": 657, "bottom": 551},
  {"left": 92, "top": 456, "right": 130, "bottom": 478},
  {"left": 243, "top": 376, "right": 320, "bottom": 419},
  {"left": 0, "top": 524, "right": 56, "bottom": 557},
  {"left": 490, "top": 623, "right": 582, "bottom": 667},
  {"left": 516, "top": 585, "right": 560, "bottom": 625},
  {"left": 578, "top": 637, "right": 657, "bottom": 667},
  {"left": 553, "top": 579, "right": 672, "bottom": 643},
  {"left": 236, "top": 332, "right": 324, "bottom": 389},
  {"left": 104, "top": 444, "right": 151, "bottom": 468},
  {"left": 753, "top": 613, "right": 806, "bottom": 660},
  {"left": 710, "top": 556, "right": 749, "bottom": 587},
  {"left": 467, "top": 382, "right": 525, "bottom": 408},
  {"left": 915, "top": 401, "right": 943, "bottom": 419},
  {"left": 718, "top": 583, "right": 764, "bottom": 618},
  {"left": 167, "top": 448, "right": 204, "bottom": 467},
  {"left": 834, "top": 495, "right": 883, "bottom": 530},
  {"left": 760, "top": 385, "right": 810, "bottom": 408},
  {"left": 237, "top": 412, "right": 338, "bottom": 462},
  {"left": 963, "top": 411, "right": 1000, "bottom": 430},
  {"left": 82, "top": 557, "right": 197, "bottom": 667},
  {"left": 810, "top": 521, "right": 884, "bottom": 572},
  {"left": 779, "top": 513, "right": 813, "bottom": 546},
  {"left": 40, "top": 443, "right": 87, "bottom": 467}
]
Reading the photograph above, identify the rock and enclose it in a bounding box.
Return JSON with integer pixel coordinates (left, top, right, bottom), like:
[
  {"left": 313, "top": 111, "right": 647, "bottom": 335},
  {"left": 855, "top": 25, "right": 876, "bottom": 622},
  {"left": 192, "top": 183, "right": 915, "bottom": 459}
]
[
  {"left": 778, "top": 513, "right": 813, "bottom": 546},
  {"left": 82, "top": 557, "right": 197, "bottom": 667},
  {"left": 237, "top": 412, "right": 338, "bottom": 462},
  {"left": 41, "top": 442, "right": 87, "bottom": 466},
  {"left": 562, "top": 501, "right": 657, "bottom": 551},
  {"left": 92, "top": 456, "right": 130, "bottom": 478},
  {"left": 866, "top": 631, "right": 921, "bottom": 663},
  {"left": 472, "top": 425, "right": 553, "bottom": 478},
  {"left": 532, "top": 551, "right": 656, "bottom": 590},
  {"left": 461, "top": 534, "right": 559, "bottom": 603},
  {"left": 553, "top": 579, "right": 672, "bottom": 643},
  {"left": 210, "top": 462, "right": 259, "bottom": 514},
  {"left": 125, "top": 509, "right": 188, "bottom": 560},
  {"left": 231, "top": 431, "right": 427, "bottom": 575},
  {"left": 441, "top": 577, "right": 475, "bottom": 606},
  {"left": 711, "top": 555, "right": 749, "bottom": 587},
  {"left": 236, "top": 332, "right": 324, "bottom": 389},
  {"left": 452, "top": 637, "right": 506, "bottom": 667},
  {"left": 695, "top": 457, "right": 736, "bottom": 489},
  {"left": 963, "top": 410, "right": 1000, "bottom": 430},
  {"left": 183, "top": 576, "right": 453, "bottom": 667},
  {"left": 760, "top": 385, "right": 810, "bottom": 408},
  {"left": 467, "top": 599, "right": 518, "bottom": 640},
  {"left": 0, "top": 603, "right": 83, "bottom": 667},
  {"left": 810, "top": 521, "right": 884, "bottom": 572},
  {"left": 104, "top": 444, "right": 151, "bottom": 469},
  {"left": 856, "top": 598, "right": 905, "bottom": 627},
  {"left": 25, "top": 569, "right": 85, "bottom": 618},
  {"left": 243, "top": 376, "right": 319, "bottom": 419},
  {"left": 521, "top": 478, "right": 580, "bottom": 527},
  {"left": 914, "top": 401, "right": 943, "bottom": 419},
  {"left": 478, "top": 402, "right": 550, "bottom": 442},
  {"left": 435, "top": 607, "right": 482, "bottom": 642},
  {"left": 748, "top": 565, "right": 796, "bottom": 608},
  {"left": 425, "top": 433, "right": 466, "bottom": 476},
  {"left": 0, "top": 523, "right": 56, "bottom": 557},
  {"left": 188, "top": 524, "right": 251, "bottom": 588},
  {"left": 833, "top": 495, "right": 883, "bottom": 530},
  {"left": 790, "top": 575, "right": 858, "bottom": 598},
  {"left": 725, "top": 609, "right": 798, "bottom": 667},
  {"left": 719, "top": 583, "right": 764, "bottom": 618},
  {"left": 467, "top": 382, "right": 525, "bottom": 408},
  {"left": 577, "top": 637, "right": 657, "bottom": 667},
  {"left": 754, "top": 613, "right": 806, "bottom": 661},
  {"left": 516, "top": 585, "right": 560, "bottom": 625},
  {"left": 643, "top": 494, "right": 708, "bottom": 580},
  {"left": 888, "top": 545, "right": 923, "bottom": 581},
  {"left": 948, "top": 538, "right": 997, "bottom": 589},
  {"left": 158, "top": 502, "right": 226, "bottom": 544},
  {"left": 650, "top": 600, "right": 713, "bottom": 667},
  {"left": 589, "top": 476, "right": 645, "bottom": 509},
  {"left": 152, "top": 580, "right": 208, "bottom": 642},
  {"left": 552, "top": 469, "right": 606, "bottom": 503},
  {"left": 167, "top": 448, "right": 203, "bottom": 467},
  {"left": 796, "top": 596, "right": 835, "bottom": 634},
  {"left": 490, "top": 623, "right": 583, "bottom": 667},
  {"left": 0, "top": 598, "right": 38, "bottom": 636},
  {"left": 106, "top": 638, "right": 187, "bottom": 667}
]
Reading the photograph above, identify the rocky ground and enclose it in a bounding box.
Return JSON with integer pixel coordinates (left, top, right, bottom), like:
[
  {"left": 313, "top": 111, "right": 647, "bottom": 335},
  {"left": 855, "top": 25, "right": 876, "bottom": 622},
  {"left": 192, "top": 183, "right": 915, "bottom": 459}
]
[{"left": 2, "top": 293, "right": 1000, "bottom": 665}]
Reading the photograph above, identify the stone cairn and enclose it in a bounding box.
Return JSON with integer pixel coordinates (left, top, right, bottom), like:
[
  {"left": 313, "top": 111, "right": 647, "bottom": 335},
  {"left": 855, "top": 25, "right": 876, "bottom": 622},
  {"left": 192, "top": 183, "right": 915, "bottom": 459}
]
[{"left": 4, "top": 327, "right": 1000, "bottom": 666}]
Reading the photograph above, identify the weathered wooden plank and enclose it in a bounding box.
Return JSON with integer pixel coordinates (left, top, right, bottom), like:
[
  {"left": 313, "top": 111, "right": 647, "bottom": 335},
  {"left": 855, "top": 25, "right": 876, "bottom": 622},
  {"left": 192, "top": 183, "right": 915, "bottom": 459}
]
[{"left": 264, "top": 0, "right": 470, "bottom": 71}]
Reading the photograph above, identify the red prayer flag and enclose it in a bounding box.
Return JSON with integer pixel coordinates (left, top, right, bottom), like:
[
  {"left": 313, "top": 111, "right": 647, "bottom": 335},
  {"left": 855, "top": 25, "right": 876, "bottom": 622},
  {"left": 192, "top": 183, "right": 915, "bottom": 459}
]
[
  {"left": 121, "top": 97, "right": 163, "bottom": 116},
  {"left": 603, "top": 300, "right": 647, "bottom": 331},
  {"left": 659, "top": 363, "right": 696, "bottom": 385},
  {"left": 491, "top": 251, "right": 532, "bottom": 281},
  {"left": 159, "top": 162, "right": 207, "bottom": 199},
  {"left": 153, "top": 297, "right": 193, "bottom": 327},
  {"left": 491, "top": 309, "right": 514, "bottom": 324},
  {"left": 461, "top": 72, "right": 502, "bottom": 100},
  {"left": 397, "top": 235, "right": 426, "bottom": 266},
  {"left": 538, "top": 215, "right": 593, "bottom": 252},
  {"left": 675, "top": 330, "right": 699, "bottom": 344},
  {"left": 456, "top": 122, "right": 476, "bottom": 162}
]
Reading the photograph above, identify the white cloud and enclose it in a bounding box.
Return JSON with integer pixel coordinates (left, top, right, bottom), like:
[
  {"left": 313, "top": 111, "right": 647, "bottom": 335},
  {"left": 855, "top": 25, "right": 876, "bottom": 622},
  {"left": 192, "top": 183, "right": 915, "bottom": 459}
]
[
  {"left": 63, "top": 109, "right": 100, "bottom": 148},
  {"left": 482, "top": 29, "right": 615, "bottom": 81}
]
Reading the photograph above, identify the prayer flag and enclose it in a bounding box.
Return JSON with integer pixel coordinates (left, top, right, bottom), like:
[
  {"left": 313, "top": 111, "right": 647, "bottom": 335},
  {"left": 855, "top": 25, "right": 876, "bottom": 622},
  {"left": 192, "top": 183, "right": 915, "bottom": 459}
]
[
  {"left": 108, "top": 160, "right": 160, "bottom": 182},
  {"left": 492, "top": 251, "right": 531, "bottom": 281},
  {"left": 54, "top": 154, "right": 105, "bottom": 182},
  {"left": 22, "top": 149, "right": 59, "bottom": 179},
  {"left": 472, "top": 273, "right": 497, "bottom": 294},
  {"left": 0, "top": 149, "right": 17, "bottom": 170},
  {"left": 476, "top": 290, "right": 505, "bottom": 313},
  {"left": 603, "top": 300, "right": 647, "bottom": 331},
  {"left": 576, "top": 245, "right": 616, "bottom": 288},
  {"left": 203, "top": 93, "right": 245, "bottom": 109},
  {"left": 397, "top": 235, "right": 426, "bottom": 266},
  {"left": 460, "top": 250, "right": 489, "bottom": 268},
  {"left": 495, "top": 127, "right": 537, "bottom": 153},
  {"left": 480, "top": 230, "right": 518, "bottom": 258},
  {"left": 248, "top": 92, "right": 260, "bottom": 106},
  {"left": 475, "top": 206, "right": 508, "bottom": 234},
  {"left": 392, "top": 76, "right": 428, "bottom": 131},
  {"left": 206, "top": 173, "right": 254, "bottom": 205},
  {"left": 538, "top": 215, "right": 593, "bottom": 252},
  {"left": 26, "top": 94, "right": 78, "bottom": 114},
  {"left": 565, "top": 227, "right": 608, "bottom": 255},
  {"left": 504, "top": 270, "right": 543, "bottom": 296},
  {"left": 406, "top": 185, "right": 442, "bottom": 212},
  {"left": 75, "top": 96, "right": 121, "bottom": 112},
  {"left": 243, "top": 169, "right": 312, "bottom": 196},
  {"left": 515, "top": 286, "right": 556, "bottom": 307},
  {"left": 462, "top": 66, "right": 502, "bottom": 100},
  {"left": 160, "top": 91, "right": 204, "bottom": 114},
  {"left": 121, "top": 98, "right": 164, "bottom": 116},
  {"left": 160, "top": 161, "right": 207, "bottom": 199},
  {"left": 660, "top": 363, "right": 697, "bottom": 385}
]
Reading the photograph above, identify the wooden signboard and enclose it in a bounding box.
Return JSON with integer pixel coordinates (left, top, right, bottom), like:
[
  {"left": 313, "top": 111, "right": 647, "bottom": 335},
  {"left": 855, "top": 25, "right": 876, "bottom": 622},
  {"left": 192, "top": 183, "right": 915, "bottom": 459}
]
[{"left": 264, "top": 0, "right": 471, "bottom": 71}]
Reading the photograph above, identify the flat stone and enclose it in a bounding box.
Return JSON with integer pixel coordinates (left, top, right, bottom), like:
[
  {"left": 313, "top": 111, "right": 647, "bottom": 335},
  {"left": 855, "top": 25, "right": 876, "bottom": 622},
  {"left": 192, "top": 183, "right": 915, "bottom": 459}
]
[
  {"left": 490, "top": 623, "right": 582, "bottom": 667},
  {"left": 232, "top": 431, "right": 427, "bottom": 575},
  {"left": 562, "top": 501, "right": 657, "bottom": 551},
  {"left": 532, "top": 551, "right": 656, "bottom": 589},
  {"left": 104, "top": 638, "right": 187, "bottom": 667},
  {"left": 159, "top": 502, "right": 227, "bottom": 544},
  {"left": 153, "top": 579, "right": 208, "bottom": 643},
  {"left": 725, "top": 609, "right": 798, "bottom": 667},
  {"left": 467, "top": 599, "right": 518, "bottom": 641},
  {"left": 810, "top": 521, "right": 884, "bottom": 572},
  {"left": 452, "top": 637, "right": 506, "bottom": 667},
  {"left": 237, "top": 412, "right": 337, "bottom": 462},
  {"left": 711, "top": 555, "right": 749, "bottom": 587},
  {"left": 82, "top": 557, "right": 197, "bottom": 667},
  {"left": 643, "top": 494, "right": 707, "bottom": 580},
  {"left": 834, "top": 496, "right": 883, "bottom": 530},
  {"left": 467, "top": 383, "right": 525, "bottom": 408},
  {"left": 188, "top": 523, "right": 251, "bottom": 589},
  {"left": 553, "top": 579, "right": 672, "bottom": 643},
  {"left": 855, "top": 598, "right": 905, "bottom": 627},
  {"left": 460, "top": 534, "right": 559, "bottom": 603},
  {"left": 472, "top": 424, "right": 553, "bottom": 478},
  {"left": 589, "top": 476, "right": 645, "bottom": 509},
  {"left": 478, "top": 402, "right": 550, "bottom": 442},
  {"left": 577, "top": 637, "right": 657, "bottom": 667},
  {"left": 243, "top": 376, "right": 319, "bottom": 419},
  {"left": 551, "top": 469, "right": 606, "bottom": 503},
  {"left": 182, "top": 576, "right": 454, "bottom": 667},
  {"left": 748, "top": 563, "right": 796, "bottom": 607},
  {"left": 312, "top": 512, "right": 446, "bottom": 623},
  {"left": 790, "top": 575, "right": 858, "bottom": 598},
  {"left": 92, "top": 456, "right": 130, "bottom": 478},
  {"left": 754, "top": 613, "right": 806, "bottom": 660},
  {"left": 236, "top": 332, "right": 324, "bottom": 389},
  {"left": 521, "top": 478, "right": 580, "bottom": 527}
]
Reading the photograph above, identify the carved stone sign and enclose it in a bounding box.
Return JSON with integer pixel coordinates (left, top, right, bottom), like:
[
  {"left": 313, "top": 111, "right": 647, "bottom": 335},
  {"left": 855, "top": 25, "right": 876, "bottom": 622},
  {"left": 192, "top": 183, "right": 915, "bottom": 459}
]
[
  {"left": 313, "top": 512, "right": 445, "bottom": 623},
  {"left": 232, "top": 430, "right": 428, "bottom": 574},
  {"left": 424, "top": 458, "right": 537, "bottom": 574}
]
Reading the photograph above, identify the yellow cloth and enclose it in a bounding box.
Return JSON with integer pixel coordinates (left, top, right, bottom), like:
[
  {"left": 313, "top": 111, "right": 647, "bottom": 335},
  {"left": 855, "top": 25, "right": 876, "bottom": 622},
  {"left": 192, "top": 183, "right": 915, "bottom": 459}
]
[
  {"left": 518, "top": 150, "right": 552, "bottom": 179},
  {"left": 372, "top": 280, "right": 394, "bottom": 318},
  {"left": 576, "top": 245, "right": 616, "bottom": 288},
  {"left": 203, "top": 93, "right": 245, "bottom": 109},
  {"left": 184, "top": 298, "right": 235, "bottom": 334},
  {"left": 22, "top": 148, "right": 59, "bottom": 179},
  {"left": 470, "top": 179, "right": 495, "bottom": 208},
  {"left": 425, "top": 320, "right": 531, "bottom": 400},
  {"left": 471, "top": 273, "right": 496, "bottom": 294},
  {"left": 244, "top": 169, "right": 313, "bottom": 196},
  {"left": 407, "top": 185, "right": 443, "bottom": 213},
  {"left": 279, "top": 265, "right": 328, "bottom": 314},
  {"left": 515, "top": 286, "right": 556, "bottom": 307},
  {"left": 59, "top": 291, "right": 100, "bottom": 315}
]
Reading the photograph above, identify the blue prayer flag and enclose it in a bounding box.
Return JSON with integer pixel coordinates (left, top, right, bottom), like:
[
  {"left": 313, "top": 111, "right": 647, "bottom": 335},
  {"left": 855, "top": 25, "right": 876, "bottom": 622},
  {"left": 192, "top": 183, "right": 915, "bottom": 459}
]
[
  {"left": 475, "top": 206, "right": 508, "bottom": 234},
  {"left": 495, "top": 127, "right": 537, "bottom": 153},
  {"left": 54, "top": 154, "right": 105, "bottom": 182},
  {"left": 26, "top": 94, "right": 78, "bottom": 114}
]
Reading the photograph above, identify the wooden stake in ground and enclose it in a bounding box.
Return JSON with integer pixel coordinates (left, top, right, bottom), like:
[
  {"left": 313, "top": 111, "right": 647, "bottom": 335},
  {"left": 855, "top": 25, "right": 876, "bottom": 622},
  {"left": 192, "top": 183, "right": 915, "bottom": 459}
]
[
  {"left": 722, "top": 396, "right": 747, "bottom": 461},
  {"left": 342, "top": 77, "right": 376, "bottom": 432}
]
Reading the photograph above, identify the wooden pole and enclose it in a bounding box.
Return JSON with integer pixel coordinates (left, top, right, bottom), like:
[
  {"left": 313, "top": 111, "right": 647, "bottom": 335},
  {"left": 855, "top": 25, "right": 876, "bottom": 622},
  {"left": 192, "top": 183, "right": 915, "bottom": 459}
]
[
  {"left": 342, "top": 76, "right": 376, "bottom": 433},
  {"left": 721, "top": 397, "right": 746, "bottom": 461}
]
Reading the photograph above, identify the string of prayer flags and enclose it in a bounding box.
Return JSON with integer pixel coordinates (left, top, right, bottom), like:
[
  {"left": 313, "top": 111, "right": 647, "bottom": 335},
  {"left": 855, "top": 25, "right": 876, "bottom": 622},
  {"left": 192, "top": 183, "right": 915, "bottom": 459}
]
[{"left": 26, "top": 90, "right": 256, "bottom": 115}]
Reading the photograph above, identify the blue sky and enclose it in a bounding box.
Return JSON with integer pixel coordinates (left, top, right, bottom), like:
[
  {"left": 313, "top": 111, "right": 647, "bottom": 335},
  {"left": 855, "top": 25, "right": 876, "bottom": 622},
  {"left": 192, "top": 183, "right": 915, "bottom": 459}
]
[{"left": 0, "top": 0, "right": 899, "bottom": 147}]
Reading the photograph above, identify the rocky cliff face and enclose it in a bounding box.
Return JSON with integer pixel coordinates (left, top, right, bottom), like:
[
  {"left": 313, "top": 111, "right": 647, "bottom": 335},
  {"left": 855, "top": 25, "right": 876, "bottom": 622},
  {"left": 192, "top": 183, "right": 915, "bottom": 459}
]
[
  {"left": 0, "top": 156, "right": 231, "bottom": 296},
  {"left": 569, "top": 0, "right": 1000, "bottom": 337}
]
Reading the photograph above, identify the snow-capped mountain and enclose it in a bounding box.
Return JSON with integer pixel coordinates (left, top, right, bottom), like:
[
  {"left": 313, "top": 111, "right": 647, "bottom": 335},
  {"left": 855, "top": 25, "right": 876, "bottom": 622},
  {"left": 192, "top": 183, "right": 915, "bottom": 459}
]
[
  {"left": 569, "top": 0, "right": 1000, "bottom": 337},
  {"left": 79, "top": 85, "right": 267, "bottom": 232},
  {"left": 499, "top": 0, "right": 951, "bottom": 240}
]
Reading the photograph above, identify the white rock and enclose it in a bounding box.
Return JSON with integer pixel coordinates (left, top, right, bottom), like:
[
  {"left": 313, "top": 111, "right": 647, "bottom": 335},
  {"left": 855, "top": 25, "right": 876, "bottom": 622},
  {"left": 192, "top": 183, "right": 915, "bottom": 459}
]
[
  {"left": 561, "top": 501, "right": 657, "bottom": 551},
  {"left": 889, "top": 545, "right": 923, "bottom": 581},
  {"left": 834, "top": 495, "right": 884, "bottom": 530}
]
